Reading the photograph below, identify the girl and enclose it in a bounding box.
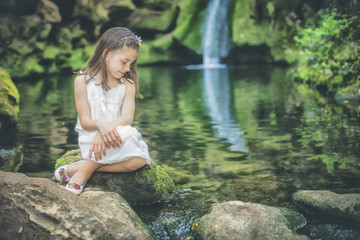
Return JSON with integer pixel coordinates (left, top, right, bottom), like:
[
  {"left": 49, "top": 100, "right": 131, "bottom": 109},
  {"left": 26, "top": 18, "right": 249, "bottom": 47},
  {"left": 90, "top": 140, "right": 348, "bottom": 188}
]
[{"left": 54, "top": 27, "right": 151, "bottom": 194}]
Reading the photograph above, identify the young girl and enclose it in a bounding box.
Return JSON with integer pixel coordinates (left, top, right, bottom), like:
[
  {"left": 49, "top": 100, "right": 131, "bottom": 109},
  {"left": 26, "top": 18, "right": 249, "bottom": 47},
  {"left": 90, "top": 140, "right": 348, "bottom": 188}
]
[{"left": 54, "top": 27, "right": 151, "bottom": 194}]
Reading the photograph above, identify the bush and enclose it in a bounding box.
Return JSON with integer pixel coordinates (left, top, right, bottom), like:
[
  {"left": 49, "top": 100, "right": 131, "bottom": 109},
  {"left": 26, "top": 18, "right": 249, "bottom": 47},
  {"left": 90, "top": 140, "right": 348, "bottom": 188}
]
[{"left": 292, "top": 9, "right": 359, "bottom": 93}]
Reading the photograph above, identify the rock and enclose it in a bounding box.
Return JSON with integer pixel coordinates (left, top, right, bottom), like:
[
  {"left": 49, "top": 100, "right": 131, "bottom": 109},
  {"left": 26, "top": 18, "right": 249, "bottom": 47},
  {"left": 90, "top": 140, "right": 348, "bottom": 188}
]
[
  {"left": 293, "top": 190, "right": 360, "bottom": 224},
  {"left": 195, "top": 201, "right": 309, "bottom": 240},
  {"left": 0, "top": 67, "right": 20, "bottom": 127},
  {"left": 37, "top": 0, "right": 61, "bottom": 23},
  {"left": 126, "top": 7, "right": 179, "bottom": 33},
  {"left": 133, "top": 0, "right": 174, "bottom": 11},
  {"left": 216, "top": 175, "right": 293, "bottom": 208},
  {"left": 0, "top": 171, "right": 154, "bottom": 240},
  {"left": 74, "top": 0, "right": 135, "bottom": 36},
  {"left": 55, "top": 149, "right": 176, "bottom": 204}
]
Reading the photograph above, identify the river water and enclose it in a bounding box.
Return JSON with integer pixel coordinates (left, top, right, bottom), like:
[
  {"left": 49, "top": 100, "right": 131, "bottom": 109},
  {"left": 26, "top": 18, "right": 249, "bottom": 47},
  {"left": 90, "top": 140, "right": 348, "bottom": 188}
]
[{"left": 1, "top": 65, "right": 360, "bottom": 239}]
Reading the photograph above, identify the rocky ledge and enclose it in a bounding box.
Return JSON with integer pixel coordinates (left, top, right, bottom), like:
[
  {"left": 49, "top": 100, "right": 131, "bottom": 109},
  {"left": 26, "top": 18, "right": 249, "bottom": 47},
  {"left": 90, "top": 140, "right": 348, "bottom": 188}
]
[{"left": 0, "top": 170, "right": 154, "bottom": 240}]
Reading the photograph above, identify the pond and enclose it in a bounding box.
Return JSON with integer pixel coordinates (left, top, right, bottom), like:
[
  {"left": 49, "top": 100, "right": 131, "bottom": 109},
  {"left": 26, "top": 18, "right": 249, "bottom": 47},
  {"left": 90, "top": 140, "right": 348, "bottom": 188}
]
[{"left": 1, "top": 65, "right": 360, "bottom": 239}]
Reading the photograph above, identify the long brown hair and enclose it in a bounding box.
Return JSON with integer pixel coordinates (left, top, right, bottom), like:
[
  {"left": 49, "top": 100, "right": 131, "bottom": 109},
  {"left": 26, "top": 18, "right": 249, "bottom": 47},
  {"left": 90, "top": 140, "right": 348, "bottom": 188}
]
[{"left": 79, "top": 27, "right": 143, "bottom": 99}]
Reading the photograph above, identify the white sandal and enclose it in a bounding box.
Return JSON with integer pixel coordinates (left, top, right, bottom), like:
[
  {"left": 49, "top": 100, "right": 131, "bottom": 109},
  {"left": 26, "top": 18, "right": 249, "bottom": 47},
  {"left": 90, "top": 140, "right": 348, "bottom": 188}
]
[{"left": 65, "top": 181, "right": 86, "bottom": 194}]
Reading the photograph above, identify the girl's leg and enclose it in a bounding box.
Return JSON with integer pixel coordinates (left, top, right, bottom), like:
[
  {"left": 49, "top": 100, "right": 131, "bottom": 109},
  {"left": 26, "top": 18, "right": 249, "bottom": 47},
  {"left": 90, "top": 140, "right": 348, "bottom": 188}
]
[
  {"left": 69, "top": 160, "right": 102, "bottom": 185},
  {"left": 66, "top": 157, "right": 147, "bottom": 177},
  {"left": 97, "top": 157, "right": 147, "bottom": 173}
]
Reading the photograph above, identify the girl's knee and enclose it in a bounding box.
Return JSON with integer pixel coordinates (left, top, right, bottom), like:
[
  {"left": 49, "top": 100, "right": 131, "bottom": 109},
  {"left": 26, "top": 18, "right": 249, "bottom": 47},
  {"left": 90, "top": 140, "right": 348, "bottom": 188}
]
[
  {"left": 82, "top": 160, "right": 102, "bottom": 171},
  {"left": 126, "top": 158, "right": 147, "bottom": 172}
]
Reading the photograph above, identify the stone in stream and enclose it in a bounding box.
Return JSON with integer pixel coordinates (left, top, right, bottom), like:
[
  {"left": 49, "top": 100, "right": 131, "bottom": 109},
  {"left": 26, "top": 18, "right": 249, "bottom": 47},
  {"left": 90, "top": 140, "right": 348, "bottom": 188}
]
[
  {"left": 195, "top": 201, "right": 309, "bottom": 240},
  {"left": 55, "top": 149, "right": 176, "bottom": 204},
  {"left": 0, "top": 171, "right": 154, "bottom": 240},
  {"left": 293, "top": 190, "right": 360, "bottom": 224}
]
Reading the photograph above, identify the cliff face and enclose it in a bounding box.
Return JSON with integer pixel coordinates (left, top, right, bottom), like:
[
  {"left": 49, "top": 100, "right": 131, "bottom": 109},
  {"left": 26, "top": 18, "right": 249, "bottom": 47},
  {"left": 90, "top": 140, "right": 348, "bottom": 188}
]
[{"left": 0, "top": 0, "right": 326, "bottom": 77}]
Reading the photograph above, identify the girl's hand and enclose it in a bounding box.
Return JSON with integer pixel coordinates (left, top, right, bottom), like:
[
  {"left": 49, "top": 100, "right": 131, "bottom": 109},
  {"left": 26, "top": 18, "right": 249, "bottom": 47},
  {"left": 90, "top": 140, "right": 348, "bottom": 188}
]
[
  {"left": 96, "top": 120, "right": 123, "bottom": 148},
  {"left": 89, "top": 131, "right": 107, "bottom": 161}
]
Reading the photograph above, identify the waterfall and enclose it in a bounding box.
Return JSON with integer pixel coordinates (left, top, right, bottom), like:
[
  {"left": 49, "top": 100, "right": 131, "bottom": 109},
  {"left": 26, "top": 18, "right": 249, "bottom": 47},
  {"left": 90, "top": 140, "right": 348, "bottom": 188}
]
[{"left": 202, "top": 0, "right": 233, "bottom": 66}]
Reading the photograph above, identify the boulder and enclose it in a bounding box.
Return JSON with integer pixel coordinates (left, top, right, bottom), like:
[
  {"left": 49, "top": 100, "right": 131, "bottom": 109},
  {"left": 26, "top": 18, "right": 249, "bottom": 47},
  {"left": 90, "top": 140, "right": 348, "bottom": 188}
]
[
  {"left": 0, "top": 67, "right": 20, "bottom": 127},
  {"left": 0, "top": 171, "right": 154, "bottom": 239},
  {"left": 195, "top": 201, "right": 309, "bottom": 240},
  {"left": 55, "top": 149, "right": 176, "bottom": 204},
  {"left": 293, "top": 190, "right": 360, "bottom": 224}
]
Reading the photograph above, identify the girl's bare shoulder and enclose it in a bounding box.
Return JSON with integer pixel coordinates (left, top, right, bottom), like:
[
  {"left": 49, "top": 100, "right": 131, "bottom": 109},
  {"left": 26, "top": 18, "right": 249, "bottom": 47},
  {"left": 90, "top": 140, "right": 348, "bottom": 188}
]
[
  {"left": 74, "top": 74, "right": 86, "bottom": 83},
  {"left": 74, "top": 74, "right": 89, "bottom": 90},
  {"left": 123, "top": 78, "right": 136, "bottom": 93}
]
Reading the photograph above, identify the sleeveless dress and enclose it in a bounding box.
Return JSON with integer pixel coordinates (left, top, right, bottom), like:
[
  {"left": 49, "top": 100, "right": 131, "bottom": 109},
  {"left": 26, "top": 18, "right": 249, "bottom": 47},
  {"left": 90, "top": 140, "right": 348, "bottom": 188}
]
[{"left": 74, "top": 77, "right": 151, "bottom": 165}]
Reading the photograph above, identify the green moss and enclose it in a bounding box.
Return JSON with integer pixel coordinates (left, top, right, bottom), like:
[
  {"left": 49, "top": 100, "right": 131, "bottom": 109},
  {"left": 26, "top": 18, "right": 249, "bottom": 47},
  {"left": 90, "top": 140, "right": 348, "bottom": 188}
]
[
  {"left": 137, "top": 161, "right": 176, "bottom": 197},
  {"left": 0, "top": 67, "right": 20, "bottom": 122},
  {"left": 23, "top": 56, "right": 44, "bottom": 74},
  {"left": 54, "top": 149, "right": 83, "bottom": 169},
  {"left": 230, "top": 0, "right": 289, "bottom": 61},
  {"left": 231, "top": 0, "right": 268, "bottom": 46},
  {"left": 130, "top": 7, "right": 178, "bottom": 32},
  {"left": 172, "top": 0, "right": 209, "bottom": 53},
  {"left": 43, "top": 45, "right": 60, "bottom": 60}
]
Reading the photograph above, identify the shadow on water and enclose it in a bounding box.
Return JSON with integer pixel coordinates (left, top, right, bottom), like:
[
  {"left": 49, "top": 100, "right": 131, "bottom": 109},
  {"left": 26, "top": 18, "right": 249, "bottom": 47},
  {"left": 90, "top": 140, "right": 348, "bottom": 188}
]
[{"left": 1, "top": 65, "right": 360, "bottom": 239}]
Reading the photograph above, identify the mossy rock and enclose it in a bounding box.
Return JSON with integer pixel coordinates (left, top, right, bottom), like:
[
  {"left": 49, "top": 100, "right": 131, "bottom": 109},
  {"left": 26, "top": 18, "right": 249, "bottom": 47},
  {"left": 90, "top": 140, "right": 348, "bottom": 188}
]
[
  {"left": 127, "top": 7, "right": 179, "bottom": 33},
  {"left": 55, "top": 149, "right": 176, "bottom": 204},
  {"left": 172, "top": 0, "right": 209, "bottom": 54},
  {"left": 293, "top": 190, "right": 360, "bottom": 224},
  {"left": 0, "top": 67, "right": 20, "bottom": 127}
]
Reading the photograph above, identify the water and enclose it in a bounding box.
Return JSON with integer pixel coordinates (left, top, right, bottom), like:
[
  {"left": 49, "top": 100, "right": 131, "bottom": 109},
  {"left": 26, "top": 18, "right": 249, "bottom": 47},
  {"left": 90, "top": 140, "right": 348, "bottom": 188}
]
[{"left": 1, "top": 66, "right": 360, "bottom": 239}]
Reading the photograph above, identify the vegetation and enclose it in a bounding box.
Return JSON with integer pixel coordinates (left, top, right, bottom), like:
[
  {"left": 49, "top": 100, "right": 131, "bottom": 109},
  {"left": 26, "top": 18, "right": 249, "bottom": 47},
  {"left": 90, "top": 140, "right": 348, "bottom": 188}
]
[
  {"left": 0, "top": 67, "right": 19, "bottom": 123},
  {"left": 289, "top": 9, "right": 360, "bottom": 95}
]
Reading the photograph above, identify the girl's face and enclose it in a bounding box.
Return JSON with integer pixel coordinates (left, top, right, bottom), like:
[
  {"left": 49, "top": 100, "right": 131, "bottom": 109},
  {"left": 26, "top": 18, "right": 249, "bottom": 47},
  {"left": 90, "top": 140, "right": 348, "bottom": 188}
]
[{"left": 105, "top": 47, "right": 138, "bottom": 81}]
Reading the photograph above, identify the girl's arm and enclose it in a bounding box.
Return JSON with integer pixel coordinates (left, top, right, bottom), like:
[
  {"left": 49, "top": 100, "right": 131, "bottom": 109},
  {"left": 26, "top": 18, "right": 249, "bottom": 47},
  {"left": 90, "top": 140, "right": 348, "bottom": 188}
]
[
  {"left": 111, "top": 79, "right": 136, "bottom": 127},
  {"left": 74, "top": 75, "right": 122, "bottom": 148}
]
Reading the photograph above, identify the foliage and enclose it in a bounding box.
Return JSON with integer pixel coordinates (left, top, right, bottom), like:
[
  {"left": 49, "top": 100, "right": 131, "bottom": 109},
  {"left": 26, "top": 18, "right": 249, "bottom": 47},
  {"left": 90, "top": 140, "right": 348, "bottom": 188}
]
[
  {"left": 291, "top": 9, "right": 360, "bottom": 93},
  {"left": 0, "top": 67, "right": 20, "bottom": 122}
]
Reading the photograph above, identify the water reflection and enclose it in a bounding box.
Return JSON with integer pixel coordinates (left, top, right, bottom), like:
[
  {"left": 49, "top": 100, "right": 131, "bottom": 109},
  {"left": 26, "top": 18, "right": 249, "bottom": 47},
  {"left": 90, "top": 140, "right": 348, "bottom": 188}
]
[
  {"left": 2, "top": 66, "right": 360, "bottom": 240},
  {"left": 202, "top": 67, "right": 247, "bottom": 152}
]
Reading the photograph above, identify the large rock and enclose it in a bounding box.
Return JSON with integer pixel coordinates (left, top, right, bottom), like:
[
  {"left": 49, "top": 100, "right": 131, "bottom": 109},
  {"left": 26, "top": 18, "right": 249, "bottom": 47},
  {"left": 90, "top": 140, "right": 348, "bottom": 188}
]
[
  {"left": 0, "top": 67, "right": 19, "bottom": 127},
  {"left": 55, "top": 149, "right": 176, "bottom": 204},
  {"left": 195, "top": 201, "right": 309, "bottom": 240},
  {"left": 0, "top": 171, "right": 154, "bottom": 239},
  {"left": 293, "top": 190, "right": 360, "bottom": 224}
]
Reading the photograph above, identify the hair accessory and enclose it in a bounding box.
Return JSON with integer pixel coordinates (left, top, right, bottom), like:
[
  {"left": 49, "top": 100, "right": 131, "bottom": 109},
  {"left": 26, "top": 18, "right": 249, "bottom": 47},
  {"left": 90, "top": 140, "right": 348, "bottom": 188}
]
[{"left": 135, "top": 35, "right": 142, "bottom": 47}]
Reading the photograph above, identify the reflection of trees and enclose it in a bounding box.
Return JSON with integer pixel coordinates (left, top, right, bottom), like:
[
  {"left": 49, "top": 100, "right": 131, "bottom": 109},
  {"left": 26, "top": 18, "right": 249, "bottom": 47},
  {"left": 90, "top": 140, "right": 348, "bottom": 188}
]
[
  {"left": 294, "top": 86, "right": 360, "bottom": 177},
  {"left": 16, "top": 75, "right": 78, "bottom": 173},
  {"left": 202, "top": 67, "right": 247, "bottom": 152},
  {"left": 232, "top": 68, "right": 360, "bottom": 190}
]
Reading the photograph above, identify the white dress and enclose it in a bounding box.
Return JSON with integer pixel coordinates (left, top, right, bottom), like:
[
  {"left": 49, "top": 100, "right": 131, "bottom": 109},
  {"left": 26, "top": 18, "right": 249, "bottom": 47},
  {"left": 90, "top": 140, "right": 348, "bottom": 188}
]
[{"left": 75, "top": 77, "right": 151, "bottom": 165}]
